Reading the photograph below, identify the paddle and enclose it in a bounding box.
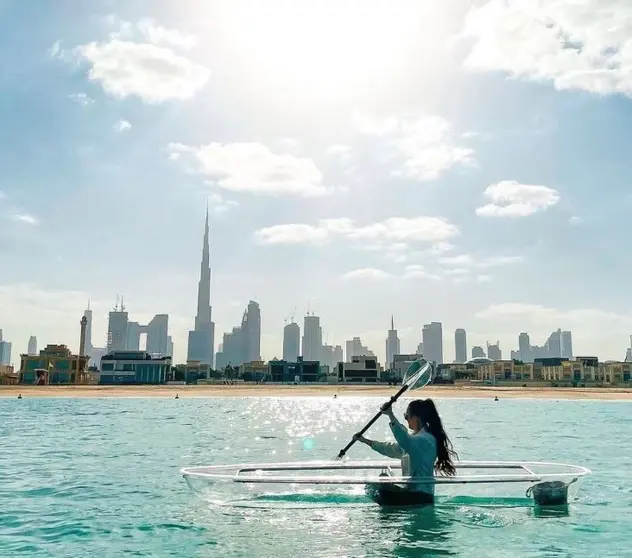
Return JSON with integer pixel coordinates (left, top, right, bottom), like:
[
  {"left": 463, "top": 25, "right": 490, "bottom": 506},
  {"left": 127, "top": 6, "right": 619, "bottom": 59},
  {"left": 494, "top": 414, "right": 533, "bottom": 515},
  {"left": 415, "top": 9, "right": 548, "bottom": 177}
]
[{"left": 336, "top": 358, "right": 432, "bottom": 460}]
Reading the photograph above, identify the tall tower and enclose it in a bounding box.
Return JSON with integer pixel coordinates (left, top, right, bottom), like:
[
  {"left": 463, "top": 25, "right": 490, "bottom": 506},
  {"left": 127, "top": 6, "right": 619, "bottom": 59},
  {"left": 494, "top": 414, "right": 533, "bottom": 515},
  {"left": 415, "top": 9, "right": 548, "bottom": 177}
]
[
  {"left": 422, "top": 322, "right": 443, "bottom": 364},
  {"left": 147, "top": 314, "right": 169, "bottom": 356},
  {"left": 79, "top": 316, "right": 88, "bottom": 356},
  {"left": 187, "top": 207, "right": 216, "bottom": 366},
  {"left": 107, "top": 296, "right": 129, "bottom": 353},
  {"left": 454, "top": 328, "right": 467, "bottom": 364},
  {"left": 385, "top": 315, "right": 400, "bottom": 370},
  {"left": 27, "top": 335, "right": 38, "bottom": 356},
  {"left": 283, "top": 322, "right": 300, "bottom": 362},
  {"left": 83, "top": 301, "right": 93, "bottom": 355},
  {"left": 302, "top": 314, "right": 322, "bottom": 361},
  {"left": 561, "top": 330, "right": 573, "bottom": 359},
  {"left": 244, "top": 301, "right": 261, "bottom": 362}
]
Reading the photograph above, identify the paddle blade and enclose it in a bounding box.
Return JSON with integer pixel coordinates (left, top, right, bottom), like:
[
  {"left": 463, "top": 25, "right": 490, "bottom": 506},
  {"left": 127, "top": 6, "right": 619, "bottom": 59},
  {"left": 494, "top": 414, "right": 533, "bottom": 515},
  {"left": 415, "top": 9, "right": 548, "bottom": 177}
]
[{"left": 403, "top": 358, "right": 432, "bottom": 390}]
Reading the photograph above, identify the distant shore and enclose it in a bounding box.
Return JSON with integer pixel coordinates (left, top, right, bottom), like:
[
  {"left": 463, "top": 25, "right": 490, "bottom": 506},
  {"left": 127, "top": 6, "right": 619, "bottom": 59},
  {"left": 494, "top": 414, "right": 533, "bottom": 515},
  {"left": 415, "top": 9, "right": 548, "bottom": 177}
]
[{"left": 1, "top": 384, "right": 632, "bottom": 400}]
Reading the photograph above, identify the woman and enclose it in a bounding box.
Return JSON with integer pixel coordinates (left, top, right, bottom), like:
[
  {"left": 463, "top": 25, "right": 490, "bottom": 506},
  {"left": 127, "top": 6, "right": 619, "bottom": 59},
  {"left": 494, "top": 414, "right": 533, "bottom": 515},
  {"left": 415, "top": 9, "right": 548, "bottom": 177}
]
[{"left": 353, "top": 398, "right": 457, "bottom": 506}]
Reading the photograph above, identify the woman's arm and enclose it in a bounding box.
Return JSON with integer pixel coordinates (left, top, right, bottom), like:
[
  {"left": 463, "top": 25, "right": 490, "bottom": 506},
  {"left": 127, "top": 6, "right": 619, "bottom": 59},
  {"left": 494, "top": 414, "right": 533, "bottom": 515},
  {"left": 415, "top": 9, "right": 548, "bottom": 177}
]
[
  {"left": 382, "top": 407, "right": 415, "bottom": 453},
  {"left": 353, "top": 434, "right": 403, "bottom": 458}
]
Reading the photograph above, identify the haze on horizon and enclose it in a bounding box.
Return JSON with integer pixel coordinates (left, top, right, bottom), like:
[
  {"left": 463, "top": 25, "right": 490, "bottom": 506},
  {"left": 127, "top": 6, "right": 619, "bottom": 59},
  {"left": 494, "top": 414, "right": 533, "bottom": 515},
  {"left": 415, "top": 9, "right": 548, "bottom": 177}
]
[{"left": 2, "top": 0, "right": 632, "bottom": 364}]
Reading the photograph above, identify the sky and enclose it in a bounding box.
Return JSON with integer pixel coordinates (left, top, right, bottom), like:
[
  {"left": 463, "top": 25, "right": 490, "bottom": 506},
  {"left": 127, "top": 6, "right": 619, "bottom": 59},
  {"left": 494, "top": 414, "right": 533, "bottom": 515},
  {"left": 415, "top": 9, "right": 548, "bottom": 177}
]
[{"left": 2, "top": 0, "right": 632, "bottom": 365}]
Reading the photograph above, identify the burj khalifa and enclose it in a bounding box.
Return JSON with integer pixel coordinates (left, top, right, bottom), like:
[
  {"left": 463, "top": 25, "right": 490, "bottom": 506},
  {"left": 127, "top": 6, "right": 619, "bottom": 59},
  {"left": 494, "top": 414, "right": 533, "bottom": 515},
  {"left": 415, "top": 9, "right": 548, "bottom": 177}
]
[{"left": 187, "top": 208, "right": 215, "bottom": 366}]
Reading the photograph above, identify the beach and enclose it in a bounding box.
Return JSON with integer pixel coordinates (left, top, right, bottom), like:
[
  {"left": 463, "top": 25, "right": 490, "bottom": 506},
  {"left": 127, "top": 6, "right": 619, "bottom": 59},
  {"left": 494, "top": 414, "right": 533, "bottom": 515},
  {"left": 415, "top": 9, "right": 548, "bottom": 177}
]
[{"left": 1, "top": 384, "right": 631, "bottom": 399}]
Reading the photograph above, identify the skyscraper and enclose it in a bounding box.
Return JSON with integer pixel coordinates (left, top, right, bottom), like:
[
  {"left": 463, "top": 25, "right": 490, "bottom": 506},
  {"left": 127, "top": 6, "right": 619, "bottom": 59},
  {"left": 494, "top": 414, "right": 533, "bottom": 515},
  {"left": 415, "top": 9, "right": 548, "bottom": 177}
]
[
  {"left": 107, "top": 299, "right": 129, "bottom": 353},
  {"left": 187, "top": 208, "right": 215, "bottom": 366},
  {"left": 518, "top": 332, "right": 532, "bottom": 362},
  {"left": 561, "top": 331, "right": 573, "bottom": 359},
  {"left": 454, "top": 328, "right": 467, "bottom": 364},
  {"left": 385, "top": 316, "right": 400, "bottom": 370},
  {"left": 127, "top": 322, "right": 141, "bottom": 351},
  {"left": 244, "top": 301, "right": 261, "bottom": 362},
  {"left": 146, "top": 314, "right": 169, "bottom": 356},
  {"left": 422, "top": 322, "right": 443, "bottom": 364},
  {"left": 302, "top": 314, "right": 322, "bottom": 361},
  {"left": 283, "top": 322, "right": 300, "bottom": 361},
  {"left": 487, "top": 341, "right": 502, "bottom": 360},
  {"left": 0, "top": 329, "right": 11, "bottom": 365},
  {"left": 83, "top": 303, "right": 93, "bottom": 355},
  {"left": 27, "top": 335, "right": 38, "bottom": 356},
  {"left": 545, "top": 329, "right": 562, "bottom": 358},
  {"left": 214, "top": 300, "right": 261, "bottom": 368},
  {"left": 345, "top": 337, "right": 374, "bottom": 359}
]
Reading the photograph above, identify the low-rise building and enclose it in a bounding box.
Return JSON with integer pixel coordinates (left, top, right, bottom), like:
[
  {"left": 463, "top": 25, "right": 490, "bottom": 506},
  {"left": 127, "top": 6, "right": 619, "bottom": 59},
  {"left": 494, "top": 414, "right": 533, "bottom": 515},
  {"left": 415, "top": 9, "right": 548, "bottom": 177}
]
[
  {"left": 20, "top": 344, "right": 90, "bottom": 384},
  {"left": 476, "top": 356, "right": 632, "bottom": 385},
  {"left": 173, "top": 361, "right": 214, "bottom": 384},
  {"left": 99, "top": 351, "right": 171, "bottom": 384},
  {"left": 0, "top": 364, "right": 18, "bottom": 384},
  {"left": 269, "top": 357, "right": 320, "bottom": 383},
  {"left": 338, "top": 355, "right": 382, "bottom": 383},
  {"left": 239, "top": 360, "right": 269, "bottom": 381}
]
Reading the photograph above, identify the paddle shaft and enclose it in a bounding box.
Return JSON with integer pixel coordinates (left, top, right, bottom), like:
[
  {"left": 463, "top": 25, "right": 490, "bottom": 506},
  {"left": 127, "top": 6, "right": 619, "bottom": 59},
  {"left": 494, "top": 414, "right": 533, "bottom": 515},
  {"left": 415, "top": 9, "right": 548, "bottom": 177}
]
[{"left": 336, "top": 382, "right": 410, "bottom": 459}]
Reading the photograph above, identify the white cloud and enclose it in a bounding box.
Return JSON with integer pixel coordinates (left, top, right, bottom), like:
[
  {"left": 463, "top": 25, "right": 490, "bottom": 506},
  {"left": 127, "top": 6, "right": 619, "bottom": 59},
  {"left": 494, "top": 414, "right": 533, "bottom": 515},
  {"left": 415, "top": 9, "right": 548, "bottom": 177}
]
[
  {"left": 75, "top": 39, "right": 209, "bottom": 103},
  {"left": 208, "top": 192, "right": 238, "bottom": 214},
  {"left": 276, "top": 138, "right": 301, "bottom": 153},
  {"left": 439, "top": 254, "right": 523, "bottom": 268},
  {"left": 254, "top": 224, "right": 329, "bottom": 245},
  {"left": 136, "top": 18, "right": 197, "bottom": 49},
  {"left": 113, "top": 119, "right": 131, "bottom": 132},
  {"left": 11, "top": 214, "right": 38, "bottom": 225},
  {"left": 340, "top": 268, "right": 394, "bottom": 281},
  {"left": 168, "top": 142, "right": 331, "bottom": 197},
  {"left": 476, "top": 180, "right": 560, "bottom": 217},
  {"left": 401, "top": 252, "right": 521, "bottom": 283},
  {"left": 326, "top": 144, "right": 352, "bottom": 162},
  {"left": 254, "top": 216, "right": 459, "bottom": 246},
  {"left": 460, "top": 0, "right": 632, "bottom": 98},
  {"left": 69, "top": 92, "right": 94, "bottom": 106},
  {"left": 402, "top": 264, "right": 441, "bottom": 281},
  {"left": 355, "top": 112, "right": 475, "bottom": 182},
  {"left": 569, "top": 215, "right": 583, "bottom": 225},
  {"left": 48, "top": 40, "right": 61, "bottom": 59}
]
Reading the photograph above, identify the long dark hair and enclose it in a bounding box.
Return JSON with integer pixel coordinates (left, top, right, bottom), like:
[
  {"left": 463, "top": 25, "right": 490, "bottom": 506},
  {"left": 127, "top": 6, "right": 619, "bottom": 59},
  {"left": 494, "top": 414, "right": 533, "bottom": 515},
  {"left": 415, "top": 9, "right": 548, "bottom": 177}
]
[{"left": 407, "top": 398, "right": 458, "bottom": 476}]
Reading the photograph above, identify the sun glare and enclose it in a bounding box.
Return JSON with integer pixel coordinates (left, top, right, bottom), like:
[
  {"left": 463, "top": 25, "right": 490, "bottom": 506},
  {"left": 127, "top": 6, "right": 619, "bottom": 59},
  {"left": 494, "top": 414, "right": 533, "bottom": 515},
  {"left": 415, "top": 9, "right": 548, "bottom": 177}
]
[{"left": 215, "top": 0, "right": 427, "bottom": 99}]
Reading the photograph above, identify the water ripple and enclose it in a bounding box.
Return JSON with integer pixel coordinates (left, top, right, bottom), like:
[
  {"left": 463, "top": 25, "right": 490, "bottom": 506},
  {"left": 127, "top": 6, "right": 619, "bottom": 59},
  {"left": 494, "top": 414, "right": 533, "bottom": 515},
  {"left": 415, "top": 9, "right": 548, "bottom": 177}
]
[{"left": 0, "top": 396, "right": 630, "bottom": 557}]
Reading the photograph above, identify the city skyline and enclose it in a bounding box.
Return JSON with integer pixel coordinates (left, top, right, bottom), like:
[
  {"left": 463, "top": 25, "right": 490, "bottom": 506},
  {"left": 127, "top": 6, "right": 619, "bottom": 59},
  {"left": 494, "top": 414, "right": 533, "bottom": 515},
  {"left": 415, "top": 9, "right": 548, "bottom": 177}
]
[
  {"left": 4, "top": 297, "right": 631, "bottom": 367},
  {"left": 3, "top": 2, "right": 632, "bottom": 364}
]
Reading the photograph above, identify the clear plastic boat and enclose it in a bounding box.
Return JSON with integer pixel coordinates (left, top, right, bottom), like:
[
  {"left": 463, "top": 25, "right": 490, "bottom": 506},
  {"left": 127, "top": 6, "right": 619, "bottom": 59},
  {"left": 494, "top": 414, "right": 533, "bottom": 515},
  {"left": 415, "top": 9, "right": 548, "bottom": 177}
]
[{"left": 181, "top": 459, "right": 590, "bottom": 508}]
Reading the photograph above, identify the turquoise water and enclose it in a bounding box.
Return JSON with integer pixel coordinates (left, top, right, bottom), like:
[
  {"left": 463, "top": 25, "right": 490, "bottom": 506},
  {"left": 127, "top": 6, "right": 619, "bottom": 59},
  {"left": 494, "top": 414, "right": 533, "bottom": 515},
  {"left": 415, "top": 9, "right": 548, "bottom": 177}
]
[{"left": 1, "top": 396, "right": 630, "bottom": 557}]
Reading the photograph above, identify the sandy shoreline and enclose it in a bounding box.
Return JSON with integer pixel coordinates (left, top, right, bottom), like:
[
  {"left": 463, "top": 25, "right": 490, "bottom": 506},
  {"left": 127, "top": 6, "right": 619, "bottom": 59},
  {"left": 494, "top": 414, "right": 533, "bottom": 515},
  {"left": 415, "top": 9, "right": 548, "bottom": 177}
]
[{"left": 1, "top": 384, "right": 631, "bottom": 400}]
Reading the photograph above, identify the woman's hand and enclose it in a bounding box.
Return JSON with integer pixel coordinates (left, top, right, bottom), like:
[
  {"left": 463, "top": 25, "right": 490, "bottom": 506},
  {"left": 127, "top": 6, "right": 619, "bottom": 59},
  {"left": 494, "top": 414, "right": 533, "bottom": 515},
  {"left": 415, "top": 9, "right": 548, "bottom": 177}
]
[
  {"left": 380, "top": 403, "right": 395, "bottom": 418},
  {"left": 353, "top": 433, "right": 368, "bottom": 444}
]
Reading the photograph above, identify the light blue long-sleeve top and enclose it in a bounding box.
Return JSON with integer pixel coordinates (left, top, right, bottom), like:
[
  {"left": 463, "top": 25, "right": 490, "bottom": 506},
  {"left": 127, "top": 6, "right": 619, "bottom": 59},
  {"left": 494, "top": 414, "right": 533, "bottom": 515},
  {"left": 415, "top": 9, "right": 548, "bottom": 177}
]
[{"left": 369, "top": 416, "right": 437, "bottom": 494}]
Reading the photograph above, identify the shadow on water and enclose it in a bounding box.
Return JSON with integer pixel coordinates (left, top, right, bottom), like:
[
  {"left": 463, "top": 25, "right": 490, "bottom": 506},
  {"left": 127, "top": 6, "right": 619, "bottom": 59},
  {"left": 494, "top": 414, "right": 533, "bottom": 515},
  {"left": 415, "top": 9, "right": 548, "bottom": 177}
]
[
  {"left": 531, "top": 504, "right": 570, "bottom": 518},
  {"left": 376, "top": 506, "right": 456, "bottom": 557}
]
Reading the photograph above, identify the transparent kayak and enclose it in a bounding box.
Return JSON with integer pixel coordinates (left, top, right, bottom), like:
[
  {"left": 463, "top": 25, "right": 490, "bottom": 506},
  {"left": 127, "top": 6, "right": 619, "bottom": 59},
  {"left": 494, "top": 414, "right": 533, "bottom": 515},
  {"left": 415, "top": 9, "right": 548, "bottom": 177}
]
[{"left": 181, "top": 459, "right": 590, "bottom": 508}]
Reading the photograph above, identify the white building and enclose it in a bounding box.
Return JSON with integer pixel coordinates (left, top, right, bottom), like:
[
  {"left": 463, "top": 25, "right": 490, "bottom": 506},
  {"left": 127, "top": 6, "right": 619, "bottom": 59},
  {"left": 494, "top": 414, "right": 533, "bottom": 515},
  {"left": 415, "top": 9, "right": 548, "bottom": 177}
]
[
  {"left": 422, "top": 322, "right": 443, "bottom": 364},
  {"left": 283, "top": 322, "right": 300, "bottom": 362},
  {"left": 454, "top": 328, "right": 467, "bottom": 364}
]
